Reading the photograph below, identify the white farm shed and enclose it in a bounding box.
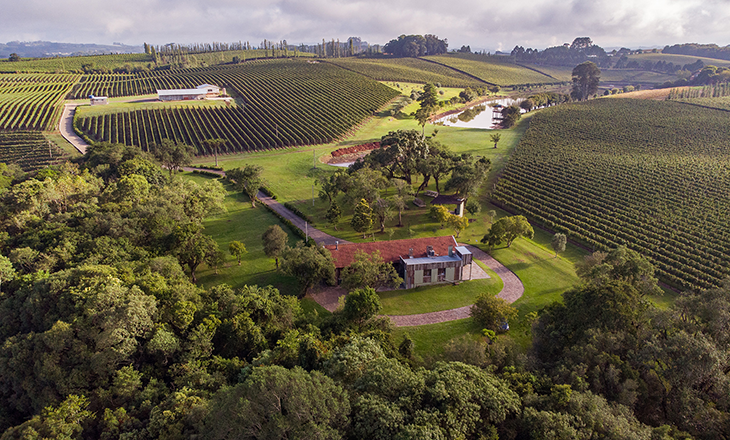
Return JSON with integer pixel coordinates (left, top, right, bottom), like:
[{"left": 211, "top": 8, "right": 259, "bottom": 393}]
[{"left": 157, "top": 84, "right": 222, "bottom": 101}]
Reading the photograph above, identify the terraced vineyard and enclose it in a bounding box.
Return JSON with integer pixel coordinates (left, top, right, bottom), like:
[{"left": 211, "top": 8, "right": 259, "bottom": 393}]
[
  {"left": 492, "top": 98, "right": 730, "bottom": 290},
  {"left": 425, "top": 54, "right": 558, "bottom": 86},
  {"left": 76, "top": 59, "right": 400, "bottom": 153},
  {"left": 326, "top": 57, "right": 485, "bottom": 87},
  {"left": 0, "top": 131, "right": 68, "bottom": 170},
  {"left": 0, "top": 73, "right": 79, "bottom": 130}
]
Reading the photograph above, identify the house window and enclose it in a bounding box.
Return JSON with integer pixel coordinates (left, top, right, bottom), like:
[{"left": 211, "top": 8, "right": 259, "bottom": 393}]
[
  {"left": 423, "top": 269, "right": 432, "bottom": 283},
  {"left": 437, "top": 268, "right": 446, "bottom": 282}
]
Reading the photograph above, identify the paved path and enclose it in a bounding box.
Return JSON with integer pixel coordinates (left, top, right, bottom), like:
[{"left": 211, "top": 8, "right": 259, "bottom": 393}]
[
  {"left": 59, "top": 104, "right": 88, "bottom": 154},
  {"left": 387, "top": 245, "right": 523, "bottom": 326},
  {"left": 256, "top": 191, "right": 350, "bottom": 246},
  {"left": 309, "top": 243, "right": 524, "bottom": 327},
  {"left": 182, "top": 167, "right": 346, "bottom": 246}
]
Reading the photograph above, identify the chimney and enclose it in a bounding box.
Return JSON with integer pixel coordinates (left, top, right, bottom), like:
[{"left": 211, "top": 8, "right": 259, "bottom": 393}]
[
  {"left": 335, "top": 241, "right": 339, "bottom": 250},
  {"left": 448, "top": 245, "right": 453, "bottom": 257},
  {"left": 408, "top": 248, "right": 413, "bottom": 258},
  {"left": 427, "top": 245, "right": 434, "bottom": 257}
]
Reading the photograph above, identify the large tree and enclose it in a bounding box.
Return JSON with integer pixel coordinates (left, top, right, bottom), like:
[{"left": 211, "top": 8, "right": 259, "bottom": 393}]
[
  {"left": 364, "top": 130, "right": 430, "bottom": 185},
  {"left": 471, "top": 293, "right": 518, "bottom": 331},
  {"left": 205, "top": 366, "right": 350, "bottom": 440},
  {"left": 262, "top": 225, "right": 288, "bottom": 269},
  {"left": 151, "top": 138, "right": 195, "bottom": 176},
  {"left": 415, "top": 83, "right": 439, "bottom": 135},
  {"left": 341, "top": 250, "right": 403, "bottom": 292},
  {"left": 173, "top": 224, "right": 219, "bottom": 282},
  {"left": 227, "top": 164, "right": 265, "bottom": 207},
  {"left": 280, "top": 243, "right": 336, "bottom": 296},
  {"left": 481, "top": 215, "right": 534, "bottom": 249},
  {"left": 351, "top": 199, "right": 373, "bottom": 238},
  {"left": 444, "top": 155, "right": 491, "bottom": 200},
  {"left": 571, "top": 61, "right": 601, "bottom": 101}
]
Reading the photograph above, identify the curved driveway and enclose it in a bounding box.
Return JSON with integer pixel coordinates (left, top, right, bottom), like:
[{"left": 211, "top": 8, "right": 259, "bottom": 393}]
[
  {"left": 387, "top": 245, "right": 524, "bottom": 326},
  {"left": 59, "top": 104, "right": 88, "bottom": 154}
]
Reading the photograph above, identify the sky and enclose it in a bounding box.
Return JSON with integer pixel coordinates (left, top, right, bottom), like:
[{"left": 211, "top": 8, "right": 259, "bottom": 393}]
[{"left": 1, "top": 0, "right": 729, "bottom": 52}]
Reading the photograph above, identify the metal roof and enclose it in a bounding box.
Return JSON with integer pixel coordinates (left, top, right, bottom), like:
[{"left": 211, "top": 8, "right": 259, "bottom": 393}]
[
  {"left": 400, "top": 255, "right": 463, "bottom": 265},
  {"left": 157, "top": 89, "right": 207, "bottom": 96}
]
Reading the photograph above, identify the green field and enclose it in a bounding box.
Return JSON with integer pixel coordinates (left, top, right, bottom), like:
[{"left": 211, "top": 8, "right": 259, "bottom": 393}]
[
  {"left": 627, "top": 52, "right": 730, "bottom": 68},
  {"left": 599, "top": 69, "right": 676, "bottom": 84},
  {"left": 493, "top": 98, "right": 730, "bottom": 291},
  {"left": 75, "top": 59, "right": 399, "bottom": 154},
  {"left": 326, "top": 57, "right": 485, "bottom": 87},
  {"left": 425, "top": 54, "right": 558, "bottom": 86}
]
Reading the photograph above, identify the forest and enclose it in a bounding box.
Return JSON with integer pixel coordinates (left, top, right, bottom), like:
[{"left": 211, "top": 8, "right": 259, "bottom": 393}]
[{"left": 0, "top": 140, "right": 728, "bottom": 439}]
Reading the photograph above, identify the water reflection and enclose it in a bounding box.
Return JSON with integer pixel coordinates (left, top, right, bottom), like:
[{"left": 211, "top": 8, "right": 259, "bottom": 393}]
[{"left": 433, "top": 98, "right": 523, "bottom": 130}]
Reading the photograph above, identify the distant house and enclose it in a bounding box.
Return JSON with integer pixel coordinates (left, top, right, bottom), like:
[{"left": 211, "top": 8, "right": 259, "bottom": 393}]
[
  {"left": 325, "top": 236, "right": 473, "bottom": 289},
  {"left": 157, "top": 84, "right": 222, "bottom": 101},
  {"left": 89, "top": 95, "right": 108, "bottom": 105}
]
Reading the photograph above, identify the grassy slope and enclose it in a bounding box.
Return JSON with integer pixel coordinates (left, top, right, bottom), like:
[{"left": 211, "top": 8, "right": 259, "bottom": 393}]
[
  {"left": 627, "top": 53, "right": 730, "bottom": 68},
  {"left": 326, "top": 57, "right": 485, "bottom": 88},
  {"left": 425, "top": 54, "right": 556, "bottom": 86},
  {"left": 187, "top": 174, "right": 301, "bottom": 294}
]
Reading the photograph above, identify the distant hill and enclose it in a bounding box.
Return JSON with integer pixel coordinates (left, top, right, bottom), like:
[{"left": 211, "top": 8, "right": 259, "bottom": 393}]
[{"left": 0, "top": 41, "right": 143, "bottom": 58}]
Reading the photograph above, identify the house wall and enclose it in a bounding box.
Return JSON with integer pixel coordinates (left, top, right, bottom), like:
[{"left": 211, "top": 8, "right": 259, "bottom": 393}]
[
  {"left": 446, "top": 267, "right": 455, "bottom": 281},
  {"left": 407, "top": 261, "right": 463, "bottom": 287}
]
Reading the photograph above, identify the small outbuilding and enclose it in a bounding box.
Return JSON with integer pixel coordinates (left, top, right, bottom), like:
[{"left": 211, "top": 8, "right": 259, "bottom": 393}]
[{"left": 89, "top": 95, "right": 108, "bottom": 105}]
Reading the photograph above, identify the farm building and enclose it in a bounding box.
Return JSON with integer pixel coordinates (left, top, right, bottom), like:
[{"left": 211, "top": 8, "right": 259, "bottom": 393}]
[
  {"left": 89, "top": 95, "right": 108, "bottom": 105},
  {"left": 157, "top": 84, "right": 222, "bottom": 101},
  {"left": 325, "top": 236, "right": 473, "bottom": 289}
]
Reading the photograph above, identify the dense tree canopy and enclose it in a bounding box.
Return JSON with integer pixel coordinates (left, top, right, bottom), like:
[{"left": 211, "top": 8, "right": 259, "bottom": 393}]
[
  {"left": 571, "top": 61, "right": 601, "bottom": 101},
  {"left": 383, "top": 34, "right": 448, "bottom": 57}
]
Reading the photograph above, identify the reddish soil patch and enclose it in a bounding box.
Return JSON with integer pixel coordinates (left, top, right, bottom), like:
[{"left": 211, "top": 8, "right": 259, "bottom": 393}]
[
  {"left": 328, "top": 142, "right": 381, "bottom": 164},
  {"left": 331, "top": 142, "right": 380, "bottom": 157}
]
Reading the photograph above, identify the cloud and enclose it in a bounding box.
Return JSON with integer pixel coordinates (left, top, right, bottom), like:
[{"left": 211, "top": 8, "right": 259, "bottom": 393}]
[{"left": 0, "top": 0, "right": 728, "bottom": 50}]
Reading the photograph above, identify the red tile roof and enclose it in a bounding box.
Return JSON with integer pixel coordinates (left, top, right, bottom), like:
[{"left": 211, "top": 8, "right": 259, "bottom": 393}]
[{"left": 324, "top": 236, "right": 458, "bottom": 268}]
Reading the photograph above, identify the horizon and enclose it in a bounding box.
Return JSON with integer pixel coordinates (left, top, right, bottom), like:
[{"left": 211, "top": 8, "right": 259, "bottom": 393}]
[{"left": 2, "top": 0, "right": 729, "bottom": 54}]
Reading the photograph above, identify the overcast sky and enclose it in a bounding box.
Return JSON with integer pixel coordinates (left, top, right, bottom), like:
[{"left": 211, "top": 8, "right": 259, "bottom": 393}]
[{"left": 2, "top": 0, "right": 729, "bottom": 51}]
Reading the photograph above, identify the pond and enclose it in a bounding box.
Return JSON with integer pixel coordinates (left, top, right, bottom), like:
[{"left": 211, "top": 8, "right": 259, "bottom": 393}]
[{"left": 433, "top": 97, "right": 524, "bottom": 130}]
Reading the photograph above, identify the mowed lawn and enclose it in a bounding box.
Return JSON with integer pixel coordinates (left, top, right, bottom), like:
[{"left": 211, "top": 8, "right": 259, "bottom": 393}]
[
  {"left": 394, "top": 231, "right": 580, "bottom": 356},
  {"left": 186, "top": 173, "right": 301, "bottom": 295},
  {"left": 379, "top": 260, "right": 502, "bottom": 315}
]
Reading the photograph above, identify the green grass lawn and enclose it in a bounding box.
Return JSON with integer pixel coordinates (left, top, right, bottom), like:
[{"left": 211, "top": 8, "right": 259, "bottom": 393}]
[
  {"left": 379, "top": 260, "right": 502, "bottom": 315},
  {"left": 44, "top": 132, "right": 82, "bottom": 157},
  {"left": 75, "top": 98, "right": 231, "bottom": 117},
  {"left": 185, "top": 173, "right": 301, "bottom": 295},
  {"left": 393, "top": 318, "right": 484, "bottom": 359}
]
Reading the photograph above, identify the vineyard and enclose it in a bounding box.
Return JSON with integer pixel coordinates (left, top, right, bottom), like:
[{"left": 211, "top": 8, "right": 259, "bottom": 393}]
[
  {"left": 0, "top": 73, "right": 79, "bottom": 130},
  {"left": 0, "top": 131, "right": 68, "bottom": 170},
  {"left": 492, "top": 98, "right": 730, "bottom": 291},
  {"left": 424, "top": 54, "right": 558, "bottom": 86},
  {"left": 0, "top": 53, "right": 153, "bottom": 73},
  {"left": 325, "top": 57, "right": 485, "bottom": 87},
  {"left": 75, "top": 59, "right": 400, "bottom": 153}
]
